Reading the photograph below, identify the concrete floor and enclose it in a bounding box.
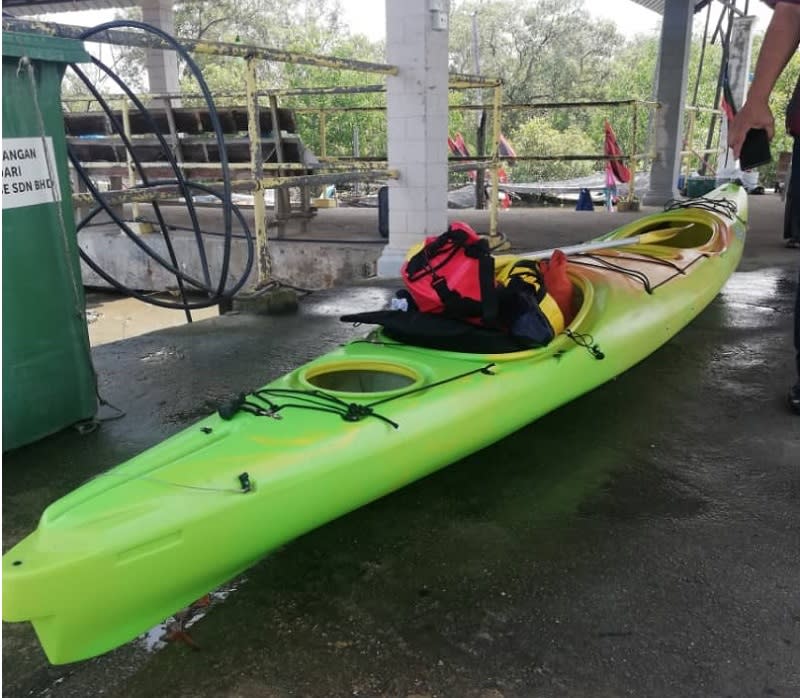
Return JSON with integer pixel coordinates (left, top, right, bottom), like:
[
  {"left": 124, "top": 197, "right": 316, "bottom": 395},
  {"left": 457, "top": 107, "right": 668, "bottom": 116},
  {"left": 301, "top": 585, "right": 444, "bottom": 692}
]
[{"left": 3, "top": 194, "right": 799, "bottom": 697}]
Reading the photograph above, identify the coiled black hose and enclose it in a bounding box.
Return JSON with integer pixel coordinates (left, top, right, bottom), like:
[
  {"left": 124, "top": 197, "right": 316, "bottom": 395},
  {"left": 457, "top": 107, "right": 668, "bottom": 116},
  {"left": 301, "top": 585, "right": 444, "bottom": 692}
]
[{"left": 69, "top": 20, "right": 255, "bottom": 315}]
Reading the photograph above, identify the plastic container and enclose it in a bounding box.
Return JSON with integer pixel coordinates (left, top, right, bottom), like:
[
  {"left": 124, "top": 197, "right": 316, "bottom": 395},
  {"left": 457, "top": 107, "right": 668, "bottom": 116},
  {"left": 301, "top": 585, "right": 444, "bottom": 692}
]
[{"left": 686, "top": 175, "right": 717, "bottom": 198}]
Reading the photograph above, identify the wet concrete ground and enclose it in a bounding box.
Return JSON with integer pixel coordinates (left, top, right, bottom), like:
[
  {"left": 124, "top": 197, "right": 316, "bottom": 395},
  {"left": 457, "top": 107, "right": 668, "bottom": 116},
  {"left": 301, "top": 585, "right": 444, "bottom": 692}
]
[{"left": 3, "top": 195, "right": 800, "bottom": 697}]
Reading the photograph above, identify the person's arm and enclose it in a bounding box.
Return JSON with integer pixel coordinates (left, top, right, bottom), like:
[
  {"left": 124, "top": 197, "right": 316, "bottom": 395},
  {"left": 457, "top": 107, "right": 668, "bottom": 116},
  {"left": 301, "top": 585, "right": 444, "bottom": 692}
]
[{"left": 728, "top": 2, "right": 800, "bottom": 157}]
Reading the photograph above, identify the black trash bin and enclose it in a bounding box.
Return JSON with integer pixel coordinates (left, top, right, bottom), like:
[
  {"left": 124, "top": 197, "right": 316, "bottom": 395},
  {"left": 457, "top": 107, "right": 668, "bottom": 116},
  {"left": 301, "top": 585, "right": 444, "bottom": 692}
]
[{"left": 378, "top": 185, "right": 389, "bottom": 238}]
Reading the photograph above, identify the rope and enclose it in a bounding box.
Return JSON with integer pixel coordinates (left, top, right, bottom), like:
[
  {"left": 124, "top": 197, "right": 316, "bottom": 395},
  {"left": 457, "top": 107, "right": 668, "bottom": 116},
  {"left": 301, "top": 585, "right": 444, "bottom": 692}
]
[
  {"left": 65, "top": 20, "right": 255, "bottom": 312},
  {"left": 218, "top": 363, "right": 497, "bottom": 428},
  {"left": 69, "top": 59, "right": 196, "bottom": 322},
  {"left": 82, "top": 20, "right": 234, "bottom": 299},
  {"left": 650, "top": 254, "right": 706, "bottom": 291},
  {"left": 564, "top": 330, "right": 604, "bottom": 360},
  {"left": 569, "top": 241, "right": 711, "bottom": 294},
  {"left": 664, "top": 195, "right": 744, "bottom": 226},
  {"left": 367, "top": 363, "right": 495, "bottom": 407},
  {"left": 570, "top": 255, "right": 655, "bottom": 293},
  {"left": 604, "top": 251, "right": 688, "bottom": 274}
]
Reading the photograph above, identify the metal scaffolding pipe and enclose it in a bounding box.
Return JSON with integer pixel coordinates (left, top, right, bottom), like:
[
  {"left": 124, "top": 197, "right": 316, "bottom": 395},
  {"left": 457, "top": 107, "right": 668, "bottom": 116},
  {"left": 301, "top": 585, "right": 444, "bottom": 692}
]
[
  {"left": 72, "top": 169, "right": 399, "bottom": 207},
  {"left": 1, "top": 18, "right": 399, "bottom": 76}
]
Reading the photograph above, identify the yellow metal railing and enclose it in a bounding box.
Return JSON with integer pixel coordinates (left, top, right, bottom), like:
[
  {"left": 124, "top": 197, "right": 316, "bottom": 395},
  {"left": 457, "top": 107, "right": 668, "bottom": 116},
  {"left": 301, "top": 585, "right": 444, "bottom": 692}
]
[
  {"left": 8, "top": 17, "right": 407, "bottom": 287},
  {"left": 681, "top": 105, "right": 725, "bottom": 181},
  {"left": 11, "top": 16, "right": 715, "bottom": 285}
]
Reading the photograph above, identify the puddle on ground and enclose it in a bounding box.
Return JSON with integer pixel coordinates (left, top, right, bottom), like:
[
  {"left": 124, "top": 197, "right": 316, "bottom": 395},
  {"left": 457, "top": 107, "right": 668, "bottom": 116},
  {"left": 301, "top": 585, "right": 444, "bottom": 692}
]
[
  {"left": 137, "top": 578, "right": 246, "bottom": 653},
  {"left": 718, "top": 268, "right": 792, "bottom": 328},
  {"left": 139, "top": 346, "right": 186, "bottom": 363},
  {"left": 305, "top": 286, "right": 394, "bottom": 318},
  {"left": 86, "top": 292, "right": 219, "bottom": 346}
]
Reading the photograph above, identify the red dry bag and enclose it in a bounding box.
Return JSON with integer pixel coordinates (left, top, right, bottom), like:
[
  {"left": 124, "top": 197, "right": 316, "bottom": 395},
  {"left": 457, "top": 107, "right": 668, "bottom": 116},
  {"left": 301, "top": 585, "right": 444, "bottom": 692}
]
[{"left": 401, "top": 222, "right": 498, "bottom": 326}]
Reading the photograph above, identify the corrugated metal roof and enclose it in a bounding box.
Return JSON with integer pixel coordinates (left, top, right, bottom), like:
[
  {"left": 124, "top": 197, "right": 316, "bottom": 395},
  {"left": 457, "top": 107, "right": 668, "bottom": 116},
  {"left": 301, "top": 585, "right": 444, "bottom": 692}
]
[
  {"left": 2, "top": 0, "right": 136, "bottom": 15},
  {"left": 629, "top": 0, "right": 715, "bottom": 15},
  {"left": 630, "top": 0, "right": 666, "bottom": 12}
]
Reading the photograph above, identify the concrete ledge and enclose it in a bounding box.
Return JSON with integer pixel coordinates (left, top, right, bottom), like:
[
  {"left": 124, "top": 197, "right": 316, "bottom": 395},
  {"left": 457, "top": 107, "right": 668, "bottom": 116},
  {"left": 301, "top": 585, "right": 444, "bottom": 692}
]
[
  {"left": 232, "top": 287, "right": 299, "bottom": 315},
  {"left": 78, "top": 227, "right": 384, "bottom": 292}
]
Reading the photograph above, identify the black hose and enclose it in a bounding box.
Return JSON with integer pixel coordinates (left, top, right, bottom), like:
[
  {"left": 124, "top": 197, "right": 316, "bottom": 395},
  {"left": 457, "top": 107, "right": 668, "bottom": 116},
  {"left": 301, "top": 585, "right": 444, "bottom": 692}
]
[
  {"left": 78, "top": 182, "right": 253, "bottom": 309},
  {"left": 77, "top": 51, "right": 211, "bottom": 287},
  {"left": 80, "top": 19, "right": 233, "bottom": 292},
  {"left": 68, "top": 20, "right": 253, "bottom": 313},
  {"left": 68, "top": 62, "right": 202, "bottom": 319}
]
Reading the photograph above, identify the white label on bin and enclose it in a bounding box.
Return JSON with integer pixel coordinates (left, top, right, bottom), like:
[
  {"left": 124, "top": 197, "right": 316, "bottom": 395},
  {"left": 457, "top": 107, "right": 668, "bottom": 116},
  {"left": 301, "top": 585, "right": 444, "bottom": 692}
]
[{"left": 2, "top": 137, "right": 62, "bottom": 210}]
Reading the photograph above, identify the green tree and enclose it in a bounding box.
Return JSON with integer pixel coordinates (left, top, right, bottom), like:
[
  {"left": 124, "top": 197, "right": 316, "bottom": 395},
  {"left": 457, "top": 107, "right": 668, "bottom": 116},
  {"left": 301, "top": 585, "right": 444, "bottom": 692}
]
[
  {"left": 59, "top": 0, "right": 781, "bottom": 187},
  {"left": 448, "top": 0, "right": 633, "bottom": 181},
  {"left": 449, "top": 0, "right": 624, "bottom": 106},
  {"left": 509, "top": 116, "right": 597, "bottom": 180},
  {"left": 175, "top": 0, "right": 389, "bottom": 158}
]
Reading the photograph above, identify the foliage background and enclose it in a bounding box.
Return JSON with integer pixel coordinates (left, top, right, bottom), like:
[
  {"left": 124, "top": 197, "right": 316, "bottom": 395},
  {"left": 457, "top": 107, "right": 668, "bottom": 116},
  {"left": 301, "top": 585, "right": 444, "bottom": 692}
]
[{"left": 64, "top": 0, "right": 800, "bottom": 186}]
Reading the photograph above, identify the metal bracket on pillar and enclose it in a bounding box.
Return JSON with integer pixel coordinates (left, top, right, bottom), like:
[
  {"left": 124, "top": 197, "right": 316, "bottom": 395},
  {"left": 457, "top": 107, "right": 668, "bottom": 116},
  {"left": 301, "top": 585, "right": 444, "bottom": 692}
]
[{"left": 429, "top": 0, "right": 448, "bottom": 31}]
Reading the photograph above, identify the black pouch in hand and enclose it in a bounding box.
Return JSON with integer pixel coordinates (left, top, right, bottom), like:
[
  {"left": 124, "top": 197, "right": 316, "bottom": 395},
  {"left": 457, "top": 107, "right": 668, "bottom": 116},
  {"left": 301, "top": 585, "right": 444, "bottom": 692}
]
[{"left": 740, "top": 128, "right": 771, "bottom": 170}]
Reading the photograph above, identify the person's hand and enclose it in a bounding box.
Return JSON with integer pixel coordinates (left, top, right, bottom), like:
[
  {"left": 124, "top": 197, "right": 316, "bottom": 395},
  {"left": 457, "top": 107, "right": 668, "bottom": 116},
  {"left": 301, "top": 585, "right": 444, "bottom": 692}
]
[{"left": 728, "top": 100, "right": 775, "bottom": 158}]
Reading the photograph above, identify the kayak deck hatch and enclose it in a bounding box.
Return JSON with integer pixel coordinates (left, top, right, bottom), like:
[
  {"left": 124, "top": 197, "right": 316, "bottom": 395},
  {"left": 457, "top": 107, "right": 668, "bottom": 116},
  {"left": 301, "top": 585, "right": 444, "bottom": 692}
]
[{"left": 301, "top": 360, "right": 424, "bottom": 395}]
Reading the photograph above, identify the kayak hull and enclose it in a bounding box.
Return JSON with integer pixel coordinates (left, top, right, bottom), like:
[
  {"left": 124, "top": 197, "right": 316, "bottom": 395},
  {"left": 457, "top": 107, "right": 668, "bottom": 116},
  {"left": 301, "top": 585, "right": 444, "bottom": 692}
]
[{"left": 2, "top": 184, "right": 748, "bottom": 664}]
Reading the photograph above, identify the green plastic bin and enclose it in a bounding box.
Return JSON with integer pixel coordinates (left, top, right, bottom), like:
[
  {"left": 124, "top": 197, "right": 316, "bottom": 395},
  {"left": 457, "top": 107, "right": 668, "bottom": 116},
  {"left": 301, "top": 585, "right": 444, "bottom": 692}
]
[
  {"left": 686, "top": 175, "right": 717, "bottom": 198},
  {"left": 2, "top": 32, "right": 97, "bottom": 451}
]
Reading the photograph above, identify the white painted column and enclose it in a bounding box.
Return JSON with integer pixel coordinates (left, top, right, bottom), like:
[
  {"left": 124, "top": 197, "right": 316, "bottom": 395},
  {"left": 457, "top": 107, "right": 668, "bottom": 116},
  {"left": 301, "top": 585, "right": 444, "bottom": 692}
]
[
  {"left": 377, "top": 0, "right": 450, "bottom": 278},
  {"left": 718, "top": 15, "right": 757, "bottom": 179},
  {"left": 728, "top": 16, "right": 756, "bottom": 109},
  {"left": 644, "top": 0, "right": 694, "bottom": 206},
  {"left": 141, "top": 0, "right": 180, "bottom": 96}
]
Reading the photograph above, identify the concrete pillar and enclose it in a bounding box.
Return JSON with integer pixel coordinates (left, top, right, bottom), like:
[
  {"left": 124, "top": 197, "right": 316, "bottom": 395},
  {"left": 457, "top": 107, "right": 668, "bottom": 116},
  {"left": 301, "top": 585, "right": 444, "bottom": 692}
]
[
  {"left": 728, "top": 16, "right": 756, "bottom": 109},
  {"left": 644, "top": 0, "right": 694, "bottom": 206},
  {"left": 140, "top": 0, "right": 180, "bottom": 96},
  {"left": 718, "top": 15, "right": 757, "bottom": 175},
  {"left": 377, "top": 0, "right": 450, "bottom": 278}
]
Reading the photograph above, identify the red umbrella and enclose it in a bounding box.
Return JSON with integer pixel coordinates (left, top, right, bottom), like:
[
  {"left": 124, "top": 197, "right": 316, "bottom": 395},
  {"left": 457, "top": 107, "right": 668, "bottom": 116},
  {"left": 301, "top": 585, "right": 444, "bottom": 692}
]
[
  {"left": 604, "top": 120, "right": 631, "bottom": 184},
  {"left": 498, "top": 133, "right": 517, "bottom": 162},
  {"left": 447, "top": 136, "right": 461, "bottom": 157},
  {"left": 447, "top": 132, "right": 510, "bottom": 183},
  {"left": 451, "top": 132, "right": 476, "bottom": 180},
  {"left": 453, "top": 132, "right": 471, "bottom": 158}
]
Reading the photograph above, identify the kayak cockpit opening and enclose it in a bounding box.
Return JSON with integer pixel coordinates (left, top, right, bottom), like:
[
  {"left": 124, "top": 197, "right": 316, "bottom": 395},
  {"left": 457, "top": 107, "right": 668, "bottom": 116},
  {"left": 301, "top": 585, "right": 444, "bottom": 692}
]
[
  {"left": 630, "top": 218, "right": 716, "bottom": 249},
  {"left": 300, "top": 360, "right": 425, "bottom": 396}
]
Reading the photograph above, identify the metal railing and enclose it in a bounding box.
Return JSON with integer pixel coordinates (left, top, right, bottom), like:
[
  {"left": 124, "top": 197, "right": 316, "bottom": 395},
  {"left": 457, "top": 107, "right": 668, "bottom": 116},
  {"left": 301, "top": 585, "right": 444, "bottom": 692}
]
[
  {"left": 7, "top": 16, "right": 719, "bottom": 289},
  {"left": 4, "top": 17, "right": 406, "bottom": 285}
]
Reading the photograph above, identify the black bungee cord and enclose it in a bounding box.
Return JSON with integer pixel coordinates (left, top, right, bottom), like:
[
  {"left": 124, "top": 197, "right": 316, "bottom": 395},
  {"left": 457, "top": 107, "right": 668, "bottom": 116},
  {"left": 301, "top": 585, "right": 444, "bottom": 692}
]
[{"left": 215, "top": 364, "right": 498, "bottom": 429}]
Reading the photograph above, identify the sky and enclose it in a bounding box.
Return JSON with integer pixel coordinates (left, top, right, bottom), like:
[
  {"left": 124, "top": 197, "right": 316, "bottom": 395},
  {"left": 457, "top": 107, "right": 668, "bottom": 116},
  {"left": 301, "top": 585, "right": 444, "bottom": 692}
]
[
  {"left": 337, "top": 0, "right": 776, "bottom": 41},
  {"left": 43, "top": 1, "right": 776, "bottom": 40}
]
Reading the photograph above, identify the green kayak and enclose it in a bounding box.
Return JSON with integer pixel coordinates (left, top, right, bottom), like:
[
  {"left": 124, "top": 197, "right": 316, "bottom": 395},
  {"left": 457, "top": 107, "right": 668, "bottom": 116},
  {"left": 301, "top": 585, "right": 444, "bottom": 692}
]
[{"left": 2, "top": 184, "right": 748, "bottom": 664}]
